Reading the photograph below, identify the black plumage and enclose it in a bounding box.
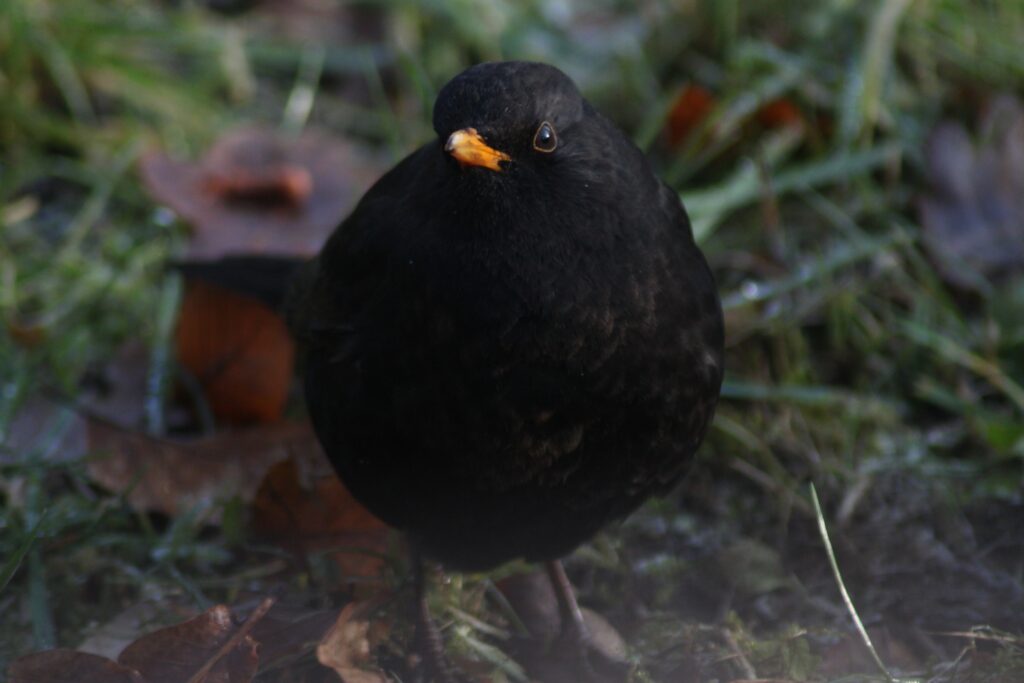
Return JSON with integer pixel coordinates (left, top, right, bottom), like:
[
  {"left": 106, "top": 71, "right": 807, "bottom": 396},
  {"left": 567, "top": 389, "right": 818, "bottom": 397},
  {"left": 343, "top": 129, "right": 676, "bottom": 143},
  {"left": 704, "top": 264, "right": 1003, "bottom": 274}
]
[{"left": 290, "top": 61, "right": 723, "bottom": 573}]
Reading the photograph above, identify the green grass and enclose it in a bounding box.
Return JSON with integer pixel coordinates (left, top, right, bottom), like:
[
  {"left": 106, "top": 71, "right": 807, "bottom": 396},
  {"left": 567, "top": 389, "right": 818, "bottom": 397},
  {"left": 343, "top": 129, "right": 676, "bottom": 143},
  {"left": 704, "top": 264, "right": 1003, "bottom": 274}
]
[{"left": 2, "top": 0, "right": 1023, "bottom": 680}]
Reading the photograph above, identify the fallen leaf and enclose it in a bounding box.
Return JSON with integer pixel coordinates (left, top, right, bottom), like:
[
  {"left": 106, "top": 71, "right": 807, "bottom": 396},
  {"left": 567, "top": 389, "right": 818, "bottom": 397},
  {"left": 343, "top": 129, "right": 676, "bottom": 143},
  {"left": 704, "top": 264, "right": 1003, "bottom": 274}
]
[
  {"left": 667, "top": 84, "right": 717, "bottom": 147},
  {"left": 175, "top": 279, "right": 295, "bottom": 424},
  {"left": 141, "top": 127, "right": 373, "bottom": 426},
  {"left": 118, "top": 600, "right": 271, "bottom": 683},
  {"left": 667, "top": 87, "right": 807, "bottom": 150},
  {"left": 249, "top": 603, "right": 342, "bottom": 669},
  {"left": 139, "top": 127, "right": 376, "bottom": 261},
  {"left": 755, "top": 98, "right": 805, "bottom": 130},
  {"left": 78, "top": 602, "right": 187, "bottom": 662},
  {"left": 8, "top": 650, "right": 143, "bottom": 683},
  {"left": 252, "top": 458, "right": 391, "bottom": 582},
  {"left": 919, "top": 94, "right": 1024, "bottom": 288},
  {"left": 87, "top": 418, "right": 327, "bottom": 517},
  {"left": 8, "top": 343, "right": 329, "bottom": 519},
  {"left": 10, "top": 598, "right": 352, "bottom": 683},
  {"left": 316, "top": 601, "right": 390, "bottom": 683}
]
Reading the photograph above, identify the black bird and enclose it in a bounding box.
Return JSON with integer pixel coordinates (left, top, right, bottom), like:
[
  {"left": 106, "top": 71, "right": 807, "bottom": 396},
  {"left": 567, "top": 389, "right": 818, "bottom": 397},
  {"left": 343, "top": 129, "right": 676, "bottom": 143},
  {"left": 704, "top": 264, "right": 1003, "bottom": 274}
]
[{"left": 289, "top": 61, "right": 724, "bottom": 678}]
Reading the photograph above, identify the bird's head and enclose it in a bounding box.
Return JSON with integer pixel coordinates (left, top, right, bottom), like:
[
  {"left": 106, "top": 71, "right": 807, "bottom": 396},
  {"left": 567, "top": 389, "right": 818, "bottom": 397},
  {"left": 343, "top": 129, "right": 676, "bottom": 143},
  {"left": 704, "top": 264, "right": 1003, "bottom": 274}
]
[{"left": 432, "top": 62, "right": 590, "bottom": 179}]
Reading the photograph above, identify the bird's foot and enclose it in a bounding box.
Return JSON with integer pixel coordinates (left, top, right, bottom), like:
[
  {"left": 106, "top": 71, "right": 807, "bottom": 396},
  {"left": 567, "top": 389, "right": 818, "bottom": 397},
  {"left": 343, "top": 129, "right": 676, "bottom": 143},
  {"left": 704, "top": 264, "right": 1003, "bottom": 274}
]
[
  {"left": 409, "top": 615, "right": 469, "bottom": 683},
  {"left": 409, "top": 556, "right": 472, "bottom": 683}
]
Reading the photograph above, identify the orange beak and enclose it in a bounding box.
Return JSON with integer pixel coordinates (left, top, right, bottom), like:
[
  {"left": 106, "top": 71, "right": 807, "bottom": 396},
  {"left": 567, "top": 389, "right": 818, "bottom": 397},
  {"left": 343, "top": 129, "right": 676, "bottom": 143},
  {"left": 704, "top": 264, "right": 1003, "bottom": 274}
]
[{"left": 444, "top": 128, "right": 510, "bottom": 172}]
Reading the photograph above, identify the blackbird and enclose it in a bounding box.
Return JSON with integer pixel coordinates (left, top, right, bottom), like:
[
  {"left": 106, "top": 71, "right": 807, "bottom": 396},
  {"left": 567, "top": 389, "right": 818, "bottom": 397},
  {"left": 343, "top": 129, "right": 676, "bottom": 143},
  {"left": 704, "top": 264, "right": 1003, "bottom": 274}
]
[{"left": 289, "top": 61, "right": 724, "bottom": 678}]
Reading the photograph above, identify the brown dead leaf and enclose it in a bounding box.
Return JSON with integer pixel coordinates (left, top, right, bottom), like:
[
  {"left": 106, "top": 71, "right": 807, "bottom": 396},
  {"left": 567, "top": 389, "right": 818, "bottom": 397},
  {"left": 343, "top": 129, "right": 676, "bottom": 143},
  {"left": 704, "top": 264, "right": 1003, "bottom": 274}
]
[
  {"left": 87, "top": 418, "right": 327, "bottom": 517},
  {"left": 249, "top": 603, "right": 342, "bottom": 669},
  {"left": 8, "top": 650, "right": 143, "bottom": 683},
  {"left": 139, "top": 127, "right": 376, "bottom": 261},
  {"left": 9, "top": 598, "right": 351, "bottom": 683},
  {"left": 7, "top": 343, "right": 329, "bottom": 518},
  {"left": 919, "top": 95, "right": 1024, "bottom": 288},
  {"left": 78, "top": 602, "right": 191, "bottom": 662},
  {"left": 755, "top": 99, "right": 805, "bottom": 130},
  {"left": 252, "top": 458, "right": 391, "bottom": 582},
  {"left": 118, "top": 600, "right": 271, "bottom": 683},
  {"left": 667, "top": 84, "right": 717, "bottom": 147},
  {"left": 316, "top": 601, "right": 390, "bottom": 683},
  {"left": 666, "top": 86, "right": 807, "bottom": 150},
  {"left": 175, "top": 279, "right": 295, "bottom": 425}
]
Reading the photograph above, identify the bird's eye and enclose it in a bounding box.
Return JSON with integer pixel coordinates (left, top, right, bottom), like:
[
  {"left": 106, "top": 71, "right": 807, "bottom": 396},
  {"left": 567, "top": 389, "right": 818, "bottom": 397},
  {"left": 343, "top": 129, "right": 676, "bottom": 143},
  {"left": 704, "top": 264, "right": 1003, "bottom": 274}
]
[{"left": 532, "top": 121, "right": 557, "bottom": 153}]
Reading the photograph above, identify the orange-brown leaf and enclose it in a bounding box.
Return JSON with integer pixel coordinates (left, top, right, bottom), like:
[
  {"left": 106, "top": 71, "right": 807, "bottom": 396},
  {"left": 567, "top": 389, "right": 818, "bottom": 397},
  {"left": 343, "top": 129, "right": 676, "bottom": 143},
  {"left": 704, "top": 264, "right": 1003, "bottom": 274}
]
[
  {"left": 175, "top": 279, "right": 295, "bottom": 424},
  {"left": 755, "top": 98, "right": 805, "bottom": 129},
  {"left": 667, "top": 84, "right": 717, "bottom": 147}
]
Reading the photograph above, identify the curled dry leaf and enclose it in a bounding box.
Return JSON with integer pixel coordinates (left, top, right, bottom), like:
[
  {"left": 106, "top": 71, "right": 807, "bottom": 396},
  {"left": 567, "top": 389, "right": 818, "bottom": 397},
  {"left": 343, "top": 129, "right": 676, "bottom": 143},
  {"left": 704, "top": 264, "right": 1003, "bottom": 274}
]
[
  {"left": 316, "top": 602, "right": 391, "bottom": 683},
  {"left": 919, "top": 95, "right": 1024, "bottom": 288},
  {"left": 139, "top": 127, "right": 376, "bottom": 261},
  {"left": 252, "top": 458, "right": 391, "bottom": 582}
]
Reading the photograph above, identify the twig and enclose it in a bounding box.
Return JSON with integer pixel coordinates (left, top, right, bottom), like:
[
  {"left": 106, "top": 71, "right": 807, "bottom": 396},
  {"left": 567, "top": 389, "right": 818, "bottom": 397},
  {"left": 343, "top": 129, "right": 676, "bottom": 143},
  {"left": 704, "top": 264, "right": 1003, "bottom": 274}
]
[
  {"left": 810, "top": 483, "right": 895, "bottom": 682},
  {"left": 186, "top": 596, "right": 277, "bottom": 683}
]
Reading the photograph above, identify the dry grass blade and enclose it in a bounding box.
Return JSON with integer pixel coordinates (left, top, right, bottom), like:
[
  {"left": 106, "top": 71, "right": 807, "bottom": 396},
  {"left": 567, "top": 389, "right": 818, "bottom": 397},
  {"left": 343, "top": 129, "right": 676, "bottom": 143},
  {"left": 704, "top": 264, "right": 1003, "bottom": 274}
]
[{"left": 809, "top": 484, "right": 897, "bottom": 683}]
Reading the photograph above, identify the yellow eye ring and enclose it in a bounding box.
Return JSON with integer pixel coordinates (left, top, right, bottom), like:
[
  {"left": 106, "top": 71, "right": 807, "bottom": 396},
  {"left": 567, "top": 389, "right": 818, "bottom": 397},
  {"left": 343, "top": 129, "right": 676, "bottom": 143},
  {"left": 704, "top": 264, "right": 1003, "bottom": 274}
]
[{"left": 533, "top": 121, "right": 557, "bottom": 153}]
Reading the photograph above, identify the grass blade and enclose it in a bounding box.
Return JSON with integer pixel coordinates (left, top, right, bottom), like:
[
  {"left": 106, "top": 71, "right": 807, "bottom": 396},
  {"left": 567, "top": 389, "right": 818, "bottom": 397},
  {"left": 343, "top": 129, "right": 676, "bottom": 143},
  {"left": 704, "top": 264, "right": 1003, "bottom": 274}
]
[
  {"left": 0, "top": 511, "right": 47, "bottom": 596},
  {"left": 685, "top": 142, "right": 902, "bottom": 241}
]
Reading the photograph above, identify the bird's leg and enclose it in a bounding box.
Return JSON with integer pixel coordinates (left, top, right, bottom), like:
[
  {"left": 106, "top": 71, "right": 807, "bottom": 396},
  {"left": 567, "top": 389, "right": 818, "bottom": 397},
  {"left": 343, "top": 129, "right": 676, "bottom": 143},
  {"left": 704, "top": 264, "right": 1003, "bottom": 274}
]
[
  {"left": 544, "top": 560, "right": 588, "bottom": 646},
  {"left": 544, "top": 560, "right": 630, "bottom": 680},
  {"left": 411, "top": 549, "right": 463, "bottom": 683}
]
